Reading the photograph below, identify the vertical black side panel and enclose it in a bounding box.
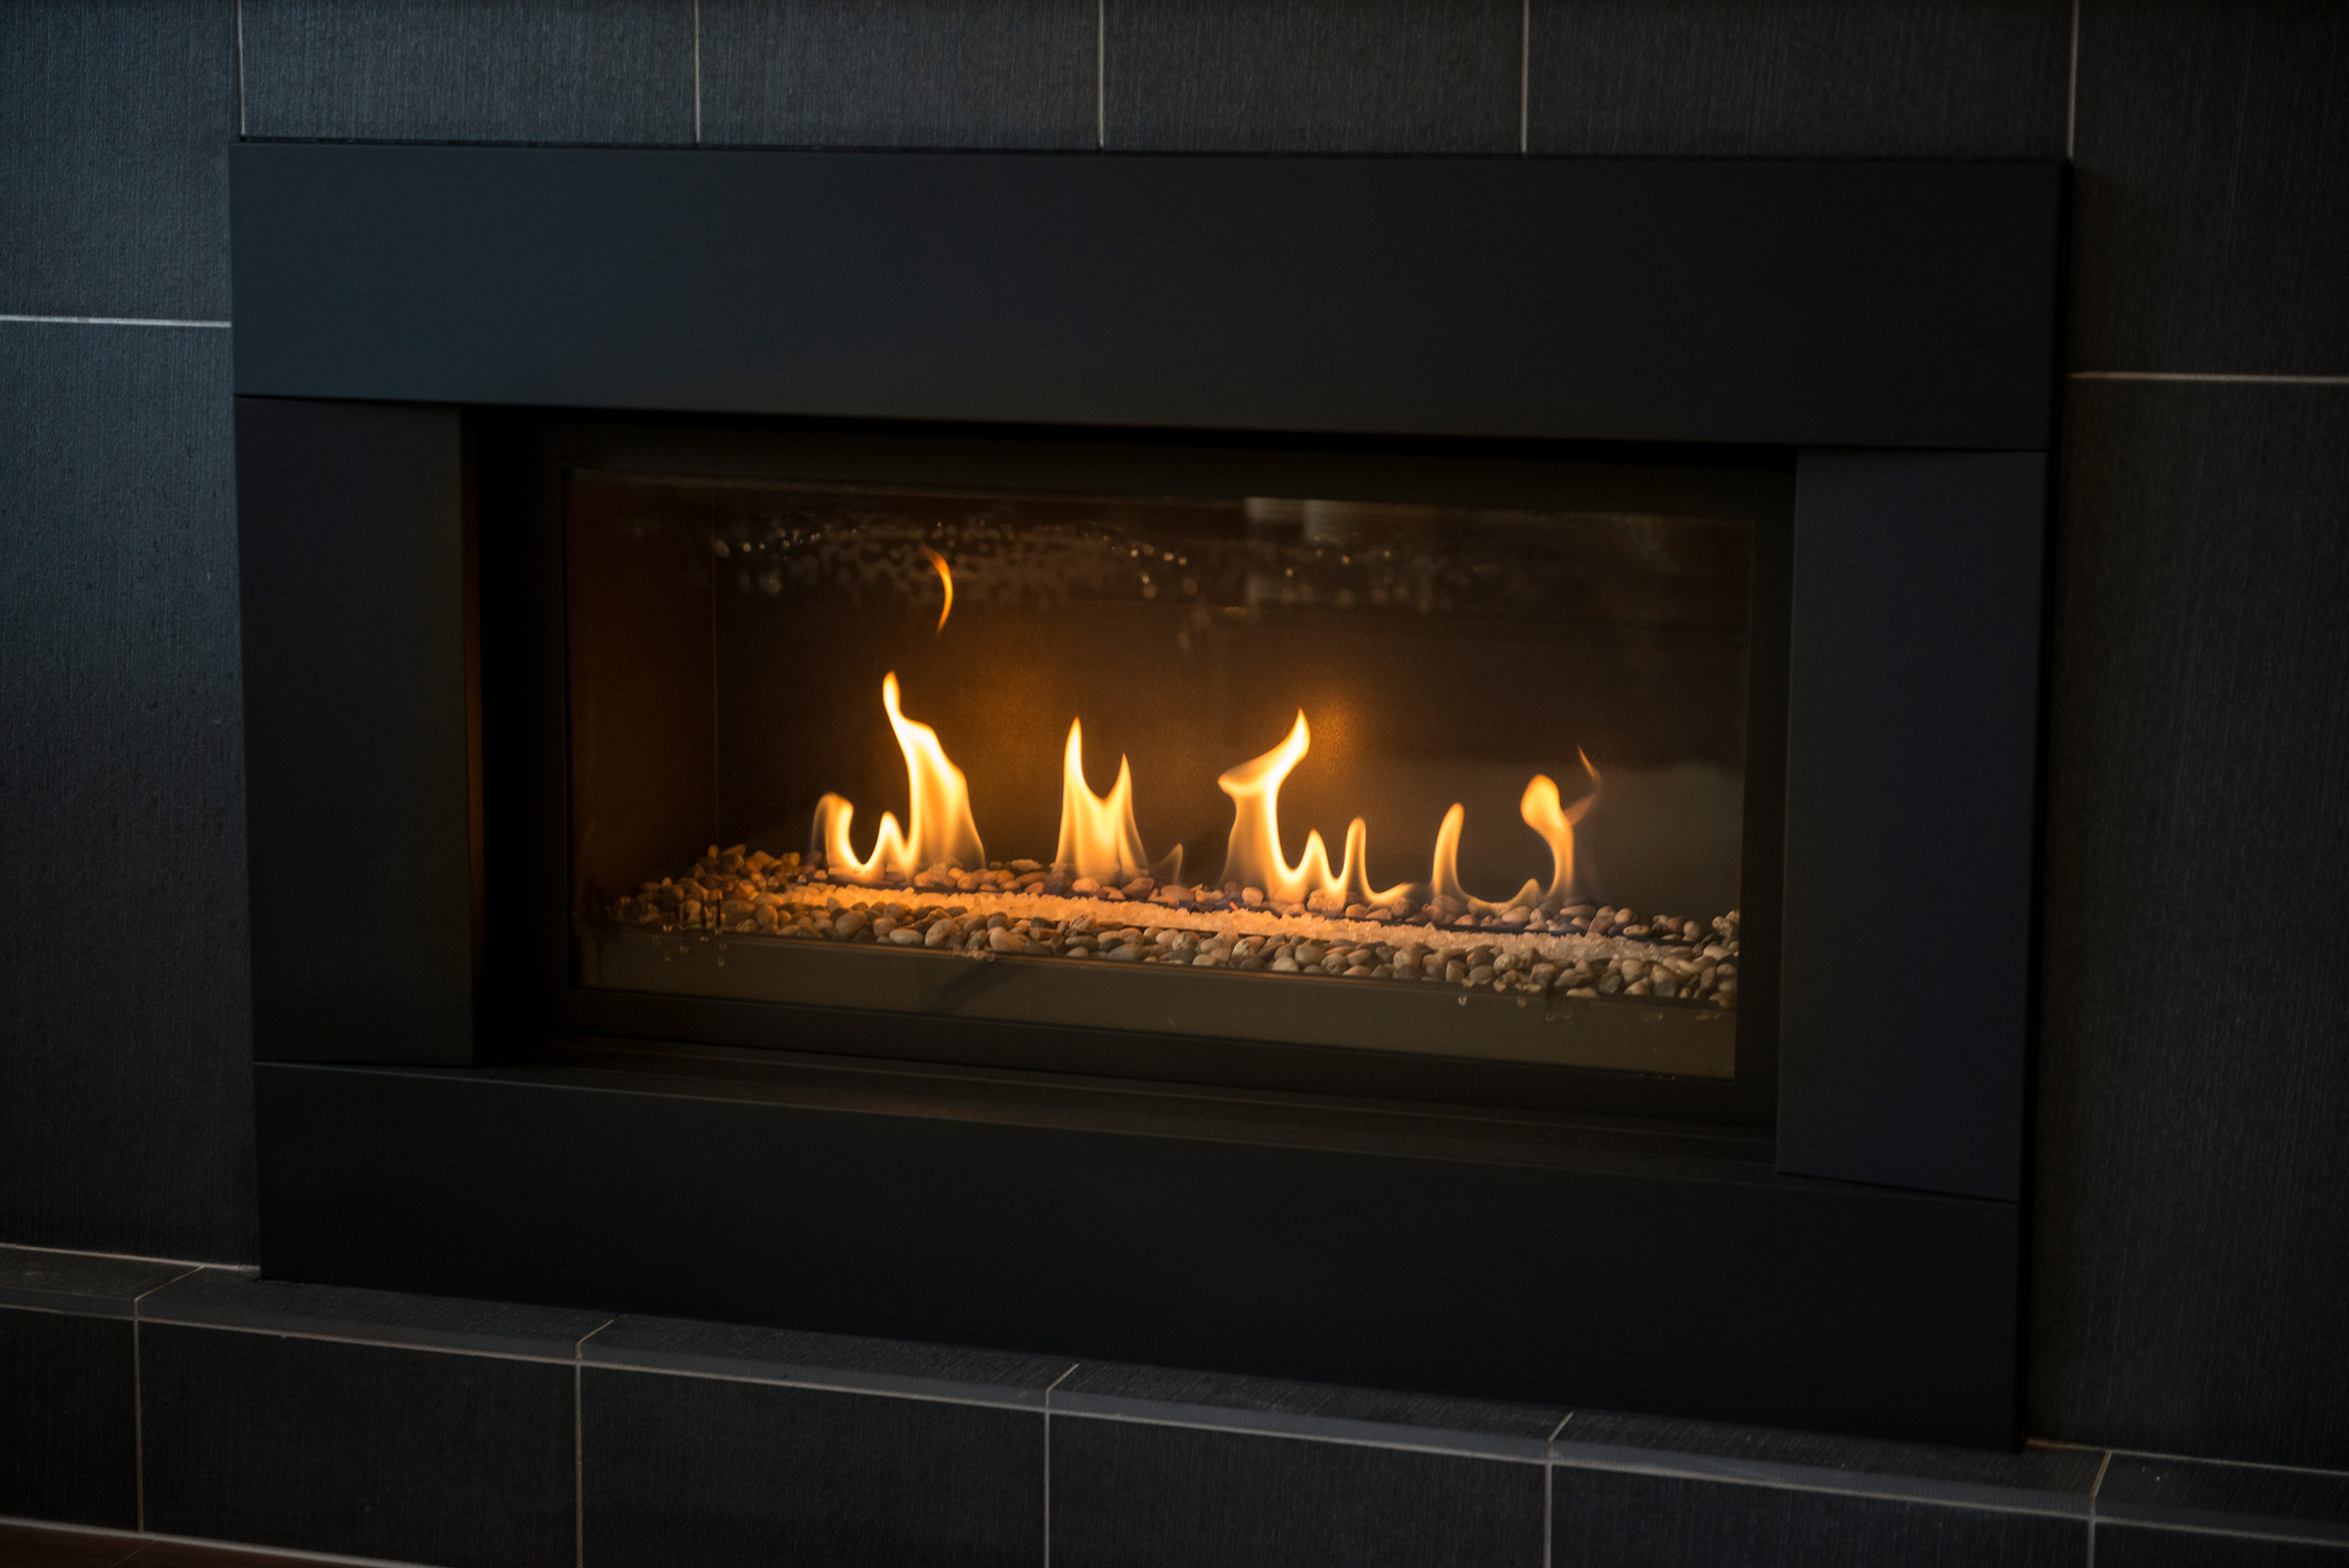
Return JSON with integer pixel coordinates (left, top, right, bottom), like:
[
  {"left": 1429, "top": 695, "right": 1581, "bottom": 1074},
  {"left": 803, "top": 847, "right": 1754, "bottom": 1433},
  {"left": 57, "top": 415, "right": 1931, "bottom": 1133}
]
[
  {"left": 1779, "top": 451, "right": 2045, "bottom": 1200},
  {"left": 238, "top": 397, "right": 476, "bottom": 1064}
]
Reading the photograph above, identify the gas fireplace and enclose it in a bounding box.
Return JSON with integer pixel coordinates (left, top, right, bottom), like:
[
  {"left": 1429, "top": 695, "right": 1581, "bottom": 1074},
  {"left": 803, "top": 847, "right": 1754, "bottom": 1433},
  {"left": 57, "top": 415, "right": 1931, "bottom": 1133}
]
[{"left": 234, "top": 143, "right": 2058, "bottom": 1446}]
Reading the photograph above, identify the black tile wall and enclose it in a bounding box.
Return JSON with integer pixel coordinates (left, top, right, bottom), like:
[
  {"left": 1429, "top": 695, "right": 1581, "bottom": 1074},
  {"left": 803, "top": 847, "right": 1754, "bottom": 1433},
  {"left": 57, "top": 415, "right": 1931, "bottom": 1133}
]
[
  {"left": 0, "top": 1, "right": 235, "bottom": 321},
  {"left": 1526, "top": 0, "right": 2072, "bottom": 158},
  {"left": 1049, "top": 1415, "right": 1546, "bottom": 1568},
  {"left": 581, "top": 1366, "right": 1045, "bottom": 1568},
  {"left": 139, "top": 1323, "right": 575, "bottom": 1567},
  {"left": 2033, "top": 379, "right": 2349, "bottom": 1469},
  {"left": 0, "top": 1309, "right": 137, "bottom": 1531},
  {"left": 700, "top": 0, "right": 1096, "bottom": 150},
  {"left": 2097, "top": 1525, "right": 2349, "bottom": 1567},
  {"left": 1549, "top": 1464, "right": 2086, "bottom": 1567},
  {"left": 1103, "top": 0, "right": 1520, "bottom": 153},
  {"left": 2070, "top": 2, "right": 2349, "bottom": 374},
  {"left": 2099, "top": 1453, "right": 2349, "bottom": 1549},
  {"left": 0, "top": 324, "right": 254, "bottom": 1265},
  {"left": 239, "top": 0, "right": 694, "bottom": 145}
]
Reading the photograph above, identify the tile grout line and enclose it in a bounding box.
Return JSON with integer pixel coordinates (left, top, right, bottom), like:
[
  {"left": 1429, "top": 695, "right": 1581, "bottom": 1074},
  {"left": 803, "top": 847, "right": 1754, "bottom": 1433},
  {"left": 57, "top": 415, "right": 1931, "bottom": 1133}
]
[
  {"left": 1042, "top": 1362, "right": 1080, "bottom": 1567},
  {"left": 1542, "top": 1412, "right": 1572, "bottom": 1568},
  {"left": 2064, "top": 0, "right": 2078, "bottom": 159},
  {"left": 234, "top": 0, "right": 246, "bottom": 139},
  {"left": 691, "top": 0, "right": 701, "bottom": 146},
  {"left": 1, "top": 314, "right": 230, "bottom": 330},
  {"left": 1518, "top": 0, "right": 1531, "bottom": 155},
  {"left": 2100, "top": 1445, "right": 2349, "bottom": 1480},
  {"left": 1095, "top": 0, "right": 1106, "bottom": 150},
  {"left": 2070, "top": 371, "right": 2349, "bottom": 385},
  {"left": 0, "top": 1515, "right": 442, "bottom": 1568},
  {"left": 2085, "top": 1448, "right": 2111, "bottom": 1566},
  {"left": 126, "top": 1266, "right": 201, "bottom": 1533},
  {"left": 574, "top": 1321, "right": 611, "bottom": 1568}
]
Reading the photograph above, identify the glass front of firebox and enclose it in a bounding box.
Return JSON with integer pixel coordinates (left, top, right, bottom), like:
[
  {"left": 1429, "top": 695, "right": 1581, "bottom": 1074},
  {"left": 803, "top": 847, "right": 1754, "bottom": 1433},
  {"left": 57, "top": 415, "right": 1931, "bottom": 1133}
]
[{"left": 565, "top": 471, "right": 1749, "bottom": 1079}]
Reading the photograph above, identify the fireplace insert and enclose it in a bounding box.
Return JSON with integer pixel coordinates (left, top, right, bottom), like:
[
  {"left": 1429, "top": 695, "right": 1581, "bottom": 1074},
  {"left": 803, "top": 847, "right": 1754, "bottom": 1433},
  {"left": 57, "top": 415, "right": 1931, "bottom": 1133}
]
[{"left": 234, "top": 145, "right": 2057, "bottom": 1445}]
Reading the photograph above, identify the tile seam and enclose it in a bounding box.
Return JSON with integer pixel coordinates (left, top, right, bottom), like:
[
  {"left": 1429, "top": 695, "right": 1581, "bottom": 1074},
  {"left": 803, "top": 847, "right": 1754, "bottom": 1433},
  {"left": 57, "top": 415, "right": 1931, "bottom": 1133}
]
[
  {"left": 0, "top": 1515, "right": 439, "bottom": 1568},
  {"left": 1519, "top": 0, "right": 1531, "bottom": 156},
  {"left": 583, "top": 1356, "right": 1057, "bottom": 1411},
  {"left": 127, "top": 1266, "right": 201, "bottom": 1535},
  {"left": 2069, "top": 371, "right": 2349, "bottom": 385},
  {"left": 0, "top": 1243, "right": 230, "bottom": 1268},
  {"left": 2086, "top": 1448, "right": 2111, "bottom": 1567},
  {"left": 1545, "top": 1453, "right": 2093, "bottom": 1520},
  {"left": 2064, "top": 0, "right": 2079, "bottom": 160},
  {"left": 1544, "top": 1412, "right": 1572, "bottom": 1568},
  {"left": 2096, "top": 1516, "right": 2349, "bottom": 1549},
  {"left": 573, "top": 1321, "right": 610, "bottom": 1568},
  {"left": 1043, "top": 1362, "right": 1079, "bottom": 1568},
  {"left": 2099, "top": 1445, "right": 2349, "bottom": 1481},
  {"left": 1095, "top": 0, "right": 1106, "bottom": 150},
  {"left": 1, "top": 314, "right": 231, "bottom": 330},
  {"left": 1051, "top": 1405, "right": 1548, "bottom": 1464},
  {"left": 134, "top": 1316, "right": 587, "bottom": 1365}
]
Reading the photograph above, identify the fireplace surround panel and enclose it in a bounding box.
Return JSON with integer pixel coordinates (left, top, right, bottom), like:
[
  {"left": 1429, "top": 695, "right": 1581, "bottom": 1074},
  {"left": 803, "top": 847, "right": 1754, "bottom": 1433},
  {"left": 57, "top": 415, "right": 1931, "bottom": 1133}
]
[{"left": 235, "top": 145, "right": 2057, "bottom": 1446}]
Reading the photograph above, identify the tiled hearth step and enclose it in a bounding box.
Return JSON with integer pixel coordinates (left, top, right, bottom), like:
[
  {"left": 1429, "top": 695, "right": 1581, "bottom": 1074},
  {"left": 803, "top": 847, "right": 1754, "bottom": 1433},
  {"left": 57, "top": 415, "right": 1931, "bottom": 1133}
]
[{"left": 3, "top": 1245, "right": 2345, "bottom": 1568}]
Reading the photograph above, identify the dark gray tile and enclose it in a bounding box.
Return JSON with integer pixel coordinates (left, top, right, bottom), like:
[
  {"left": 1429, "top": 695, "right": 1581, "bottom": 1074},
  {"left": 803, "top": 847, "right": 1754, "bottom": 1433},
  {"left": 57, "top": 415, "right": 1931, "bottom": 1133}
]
[
  {"left": 0, "top": 1245, "right": 197, "bottom": 1318},
  {"left": 700, "top": 0, "right": 1095, "bottom": 150},
  {"left": 1552, "top": 1464, "right": 2086, "bottom": 1567},
  {"left": 2099, "top": 1522, "right": 2349, "bottom": 1567},
  {"left": 0, "top": 1, "right": 235, "bottom": 320},
  {"left": 140, "top": 1266, "right": 609, "bottom": 1360},
  {"left": 1553, "top": 1412, "right": 2101, "bottom": 1514},
  {"left": 584, "top": 1312, "right": 1070, "bottom": 1406},
  {"left": 1528, "top": 0, "right": 2071, "bottom": 158},
  {"left": 2071, "top": 4, "right": 2349, "bottom": 374},
  {"left": 582, "top": 1364, "right": 1042, "bottom": 1567},
  {"left": 240, "top": 0, "right": 694, "bottom": 145},
  {"left": 2031, "top": 379, "right": 2349, "bottom": 1468},
  {"left": 1050, "top": 1413, "right": 1542, "bottom": 1567},
  {"left": 0, "top": 1520, "right": 139, "bottom": 1568},
  {"left": 141, "top": 1321, "right": 573, "bottom": 1567},
  {"left": 0, "top": 1309, "right": 137, "bottom": 1529},
  {"left": 2099, "top": 1454, "right": 2349, "bottom": 1546},
  {"left": 0, "top": 322, "right": 255, "bottom": 1264},
  {"left": 1054, "top": 1360, "right": 1565, "bottom": 1461},
  {"left": 1105, "top": 0, "right": 1520, "bottom": 153}
]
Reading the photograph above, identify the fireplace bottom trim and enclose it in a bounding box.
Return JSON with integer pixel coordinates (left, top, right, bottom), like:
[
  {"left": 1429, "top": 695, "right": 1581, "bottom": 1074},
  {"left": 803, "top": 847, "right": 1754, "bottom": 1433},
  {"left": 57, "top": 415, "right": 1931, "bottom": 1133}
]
[{"left": 253, "top": 1050, "right": 2019, "bottom": 1447}]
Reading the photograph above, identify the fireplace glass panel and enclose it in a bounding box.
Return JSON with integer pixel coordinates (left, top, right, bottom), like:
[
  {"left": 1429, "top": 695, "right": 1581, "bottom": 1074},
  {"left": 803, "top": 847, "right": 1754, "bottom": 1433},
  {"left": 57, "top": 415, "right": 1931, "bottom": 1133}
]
[{"left": 566, "top": 470, "right": 1750, "bottom": 1078}]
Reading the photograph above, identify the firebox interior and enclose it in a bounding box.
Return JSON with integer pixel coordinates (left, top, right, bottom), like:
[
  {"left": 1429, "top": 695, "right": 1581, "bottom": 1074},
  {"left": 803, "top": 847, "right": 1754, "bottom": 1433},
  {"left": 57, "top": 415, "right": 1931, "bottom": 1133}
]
[{"left": 559, "top": 441, "right": 1764, "bottom": 1081}]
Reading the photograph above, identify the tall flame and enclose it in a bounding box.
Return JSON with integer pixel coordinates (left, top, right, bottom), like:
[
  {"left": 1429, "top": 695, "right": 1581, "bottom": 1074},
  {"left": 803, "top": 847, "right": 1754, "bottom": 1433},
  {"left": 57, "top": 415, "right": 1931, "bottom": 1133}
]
[
  {"left": 1055, "top": 719, "right": 1153, "bottom": 882},
  {"left": 1216, "top": 713, "right": 1406, "bottom": 907},
  {"left": 812, "top": 672, "right": 984, "bottom": 881},
  {"left": 1520, "top": 750, "right": 1602, "bottom": 908}
]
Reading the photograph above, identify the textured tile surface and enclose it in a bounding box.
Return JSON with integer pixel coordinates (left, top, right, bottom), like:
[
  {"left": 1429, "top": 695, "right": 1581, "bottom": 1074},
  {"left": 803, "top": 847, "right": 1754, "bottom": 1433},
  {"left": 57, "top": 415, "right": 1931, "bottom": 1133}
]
[
  {"left": 0, "top": 1, "right": 235, "bottom": 320},
  {"left": 2100, "top": 1453, "right": 2349, "bottom": 1543},
  {"left": 582, "top": 1365, "right": 1043, "bottom": 1567},
  {"left": 141, "top": 1266, "right": 609, "bottom": 1358},
  {"left": 240, "top": 0, "right": 694, "bottom": 145},
  {"left": 0, "top": 323, "right": 254, "bottom": 1263},
  {"left": 1528, "top": 0, "right": 2071, "bottom": 157},
  {"left": 2032, "top": 380, "right": 2349, "bottom": 1468},
  {"left": 1050, "top": 1414, "right": 1544, "bottom": 1567},
  {"left": 1550, "top": 1464, "right": 2087, "bottom": 1567},
  {"left": 1105, "top": 0, "right": 1520, "bottom": 153},
  {"left": 585, "top": 1313, "right": 1072, "bottom": 1405},
  {"left": 1555, "top": 1412, "right": 2102, "bottom": 1510},
  {"left": 701, "top": 0, "right": 1095, "bottom": 149},
  {"left": 2097, "top": 1524, "right": 2349, "bottom": 1567},
  {"left": 140, "top": 1322, "right": 574, "bottom": 1567},
  {"left": 2070, "top": 3, "right": 2349, "bottom": 373},
  {"left": 1055, "top": 1360, "right": 1565, "bottom": 1459},
  {"left": 0, "top": 1245, "right": 196, "bottom": 1316},
  {"left": 0, "top": 1309, "right": 137, "bottom": 1529}
]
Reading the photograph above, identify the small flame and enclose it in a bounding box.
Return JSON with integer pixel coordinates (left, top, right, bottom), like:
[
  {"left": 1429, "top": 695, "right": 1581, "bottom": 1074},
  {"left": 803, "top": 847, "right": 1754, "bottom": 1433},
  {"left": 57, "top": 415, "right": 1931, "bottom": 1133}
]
[
  {"left": 1055, "top": 719, "right": 1153, "bottom": 883},
  {"left": 923, "top": 547, "right": 954, "bottom": 634},
  {"left": 813, "top": 672, "right": 984, "bottom": 881},
  {"left": 1520, "top": 750, "right": 1602, "bottom": 909},
  {"left": 1216, "top": 713, "right": 1407, "bottom": 907}
]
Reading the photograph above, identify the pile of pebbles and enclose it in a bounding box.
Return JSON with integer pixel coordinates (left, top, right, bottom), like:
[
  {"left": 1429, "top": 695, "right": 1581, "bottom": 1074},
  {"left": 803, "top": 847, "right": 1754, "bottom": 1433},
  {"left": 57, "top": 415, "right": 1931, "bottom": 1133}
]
[{"left": 603, "top": 846, "right": 1740, "bottom": 1009}]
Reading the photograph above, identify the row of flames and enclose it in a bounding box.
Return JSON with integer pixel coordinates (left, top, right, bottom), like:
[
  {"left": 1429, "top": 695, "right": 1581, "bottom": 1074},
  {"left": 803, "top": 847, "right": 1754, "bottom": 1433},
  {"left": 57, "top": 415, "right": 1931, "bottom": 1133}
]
[{"left": 813, "top": 672, "right": 1600, "bottom": 912}]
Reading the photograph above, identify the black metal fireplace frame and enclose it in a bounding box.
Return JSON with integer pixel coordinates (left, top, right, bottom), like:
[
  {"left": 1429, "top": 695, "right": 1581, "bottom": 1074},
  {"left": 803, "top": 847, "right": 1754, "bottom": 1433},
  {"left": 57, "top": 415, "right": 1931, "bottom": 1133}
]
[{"left": 233, "top": 143, "right": 2059, "bottom": 1446}]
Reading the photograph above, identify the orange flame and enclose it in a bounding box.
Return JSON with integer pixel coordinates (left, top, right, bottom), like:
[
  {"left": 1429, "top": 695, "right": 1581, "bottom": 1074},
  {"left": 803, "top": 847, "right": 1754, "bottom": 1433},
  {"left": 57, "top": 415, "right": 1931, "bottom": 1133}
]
[
  {"left": 1520, "top": 750, "right": 1602, "bottom": 908},
  {"left": 1055, "top": 719, "right": 1153, "bottom": 882},
  {"left": 923, "top": 547, "right": 954, "bottom": 634},
  {"left": 1216, "top": 713, "right": 1407, "bottom": 907},
  {"left": 812, "top": 672, "right": 984, "bottom": 880}
]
